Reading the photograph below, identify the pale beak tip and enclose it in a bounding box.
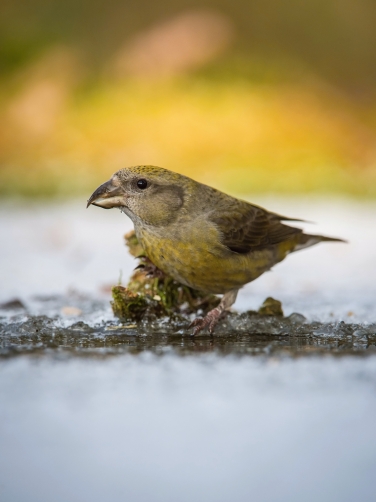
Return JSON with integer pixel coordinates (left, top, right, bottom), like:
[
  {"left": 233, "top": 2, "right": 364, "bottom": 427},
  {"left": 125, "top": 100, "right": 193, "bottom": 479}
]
[{"left": 86, "top": 179, "right": 125, "bottom": 210}]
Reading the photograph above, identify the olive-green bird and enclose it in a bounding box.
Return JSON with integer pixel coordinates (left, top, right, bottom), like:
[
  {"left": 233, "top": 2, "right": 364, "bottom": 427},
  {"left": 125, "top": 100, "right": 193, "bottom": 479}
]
[{"left": 87, "top": 165, "right": 344, "bottom": 335}]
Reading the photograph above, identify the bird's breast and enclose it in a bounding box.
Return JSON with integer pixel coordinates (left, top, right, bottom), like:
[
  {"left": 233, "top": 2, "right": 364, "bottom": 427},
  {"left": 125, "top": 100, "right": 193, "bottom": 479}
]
[{"left": 134, "top": 221, "right": 278, "bottom": 294}]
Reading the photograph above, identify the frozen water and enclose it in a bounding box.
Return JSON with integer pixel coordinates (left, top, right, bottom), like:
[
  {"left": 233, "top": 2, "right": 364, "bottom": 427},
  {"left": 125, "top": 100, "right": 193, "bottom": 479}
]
[{"left": 1, "top": 307, "right": 375, "bottom": 357}]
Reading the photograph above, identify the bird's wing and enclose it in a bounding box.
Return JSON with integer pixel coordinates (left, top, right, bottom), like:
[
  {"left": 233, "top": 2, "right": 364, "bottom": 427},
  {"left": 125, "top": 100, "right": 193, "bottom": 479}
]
[{"left": 210, "top": 199, "right": 303, "bottom": 254}]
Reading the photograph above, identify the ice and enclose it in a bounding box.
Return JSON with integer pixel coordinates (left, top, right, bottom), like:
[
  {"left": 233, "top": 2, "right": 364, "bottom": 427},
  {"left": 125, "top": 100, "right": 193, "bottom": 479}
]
[{"left": 1, "top": 302, "right": 376, "bottom": 358}]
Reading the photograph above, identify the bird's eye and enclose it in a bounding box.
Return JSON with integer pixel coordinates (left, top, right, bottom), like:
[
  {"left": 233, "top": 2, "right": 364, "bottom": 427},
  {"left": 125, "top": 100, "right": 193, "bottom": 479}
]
[{"left": 137, "top": 179, "right": 148, "bottom": 189}]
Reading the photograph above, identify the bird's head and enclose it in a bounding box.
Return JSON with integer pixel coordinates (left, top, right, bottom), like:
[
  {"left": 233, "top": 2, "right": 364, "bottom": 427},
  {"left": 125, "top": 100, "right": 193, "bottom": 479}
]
[{"left": 87, "top": 165, "right": 192, "bottom": 226}]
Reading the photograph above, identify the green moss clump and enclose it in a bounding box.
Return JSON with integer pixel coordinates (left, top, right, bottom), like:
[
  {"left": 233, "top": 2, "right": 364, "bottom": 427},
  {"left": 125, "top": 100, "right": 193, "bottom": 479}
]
[
  {"left": 111, "top": 231, "right": 220, "bottom": 321},
  {"left": 256, "top": 297, "right": 284, "bottom": 317},
  {"left": 111, "top": 285, "right": 166, "bottom": 321},
  {"left": 111, "top": 286, "right": 147, "bottom": 321}
]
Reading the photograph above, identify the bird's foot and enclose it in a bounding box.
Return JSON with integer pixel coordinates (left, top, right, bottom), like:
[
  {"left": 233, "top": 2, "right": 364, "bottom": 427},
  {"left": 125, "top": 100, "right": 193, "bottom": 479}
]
[
  {"left": 135, "top": 257, "right": 165, "bottom": 279},
  {"left": 189, "top": 307, "right": 223, "bottom": 336}
]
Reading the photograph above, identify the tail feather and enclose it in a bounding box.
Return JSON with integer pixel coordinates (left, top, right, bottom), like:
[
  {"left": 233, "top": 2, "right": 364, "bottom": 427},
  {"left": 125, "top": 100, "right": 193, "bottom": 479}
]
[{"left": 294, "top": 233, "right": 347, "bottom": 252}]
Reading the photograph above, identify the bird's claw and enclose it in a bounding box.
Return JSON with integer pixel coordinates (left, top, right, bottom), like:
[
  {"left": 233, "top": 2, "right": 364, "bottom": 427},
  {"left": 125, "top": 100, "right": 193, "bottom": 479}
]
[
  {"left": 135, "top": 259, "right": 165, "bottom": 279},
  {"left": 189, "top": 307, "right": 222, "bottom": 336},
  {"left": 146, "top": 269, "right": 165, "bottom": 279}
]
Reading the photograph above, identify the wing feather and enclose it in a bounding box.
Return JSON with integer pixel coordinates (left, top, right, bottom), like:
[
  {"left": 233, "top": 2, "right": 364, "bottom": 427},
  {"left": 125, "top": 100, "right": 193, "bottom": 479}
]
[{"left": 210, "top": 200, "right": 302, "bottom": 254}]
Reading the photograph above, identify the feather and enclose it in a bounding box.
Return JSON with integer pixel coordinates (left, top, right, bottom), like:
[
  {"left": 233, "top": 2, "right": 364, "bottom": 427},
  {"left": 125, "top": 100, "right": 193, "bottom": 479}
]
[{"left": 210, "top": 200, "right": 302, "bottom": 254}]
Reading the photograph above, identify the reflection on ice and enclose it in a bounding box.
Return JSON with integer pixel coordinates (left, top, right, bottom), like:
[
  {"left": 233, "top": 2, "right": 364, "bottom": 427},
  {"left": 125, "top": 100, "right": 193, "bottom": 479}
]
[{"left": 1, "top": 293, "right": 375, "bottom": 358}]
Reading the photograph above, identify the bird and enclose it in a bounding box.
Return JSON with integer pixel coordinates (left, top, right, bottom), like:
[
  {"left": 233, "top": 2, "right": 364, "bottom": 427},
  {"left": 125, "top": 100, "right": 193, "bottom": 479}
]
[{"left": 87, "top": 165, "right": 344, "bottom": 335}]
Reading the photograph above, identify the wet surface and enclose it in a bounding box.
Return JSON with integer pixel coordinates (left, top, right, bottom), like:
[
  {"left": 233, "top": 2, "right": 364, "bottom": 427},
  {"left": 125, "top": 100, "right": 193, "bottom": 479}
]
[{"left": 0, "top": 293, "right": 375, "bottom": 359}]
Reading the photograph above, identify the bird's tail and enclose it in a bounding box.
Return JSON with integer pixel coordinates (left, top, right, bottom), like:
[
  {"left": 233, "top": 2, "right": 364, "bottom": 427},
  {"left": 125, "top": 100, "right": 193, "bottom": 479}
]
[{"left": 294, "top": 233, "right": 346, "bottom": 252}]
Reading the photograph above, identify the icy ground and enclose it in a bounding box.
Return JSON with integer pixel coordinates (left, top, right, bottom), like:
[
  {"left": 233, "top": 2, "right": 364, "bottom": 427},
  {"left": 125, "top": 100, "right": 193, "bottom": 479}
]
[{"left": 1, "top": 197, "right": 376, "bottom": 502}]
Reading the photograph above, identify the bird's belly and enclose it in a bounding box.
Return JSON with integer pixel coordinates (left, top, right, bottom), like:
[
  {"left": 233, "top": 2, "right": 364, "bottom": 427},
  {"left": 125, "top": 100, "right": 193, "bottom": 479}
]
[{"left": 138, "top": 231, "right": 277, "bottom": 294}]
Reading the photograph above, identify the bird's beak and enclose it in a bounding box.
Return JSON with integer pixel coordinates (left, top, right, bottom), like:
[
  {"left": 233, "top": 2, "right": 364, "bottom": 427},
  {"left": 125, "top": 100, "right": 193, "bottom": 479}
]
[{"left": 86, "top": 178, "right": 126, "bottom": 209}]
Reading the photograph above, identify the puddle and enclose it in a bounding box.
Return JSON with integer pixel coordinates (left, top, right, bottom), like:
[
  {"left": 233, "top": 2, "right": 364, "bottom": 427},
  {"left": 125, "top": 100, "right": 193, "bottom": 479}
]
[{"left": 1, "top": 294, "right": 375, "bottom": 358}]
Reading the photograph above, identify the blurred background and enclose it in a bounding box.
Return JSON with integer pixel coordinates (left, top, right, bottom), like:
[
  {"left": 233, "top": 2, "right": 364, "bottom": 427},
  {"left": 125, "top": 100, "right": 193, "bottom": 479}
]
[
  {"left": 2, "top": 6, "right": 376, "bottom": 502},
  {"left": 1, "top": 0, "right": 376, "bottom": 198}
]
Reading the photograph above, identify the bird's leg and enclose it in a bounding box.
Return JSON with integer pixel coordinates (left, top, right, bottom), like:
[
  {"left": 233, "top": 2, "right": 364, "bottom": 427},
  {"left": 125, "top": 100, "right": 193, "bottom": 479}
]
[
  {"left": 135, "top": 257, "right": 165, "bottom": 279},
  {"left": 190, "top": 289, "right": 238, "bottom": 336}
]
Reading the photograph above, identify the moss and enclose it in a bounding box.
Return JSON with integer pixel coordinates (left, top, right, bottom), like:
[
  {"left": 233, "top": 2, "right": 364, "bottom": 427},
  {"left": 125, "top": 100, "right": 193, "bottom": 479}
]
[
  {"left": 257, "top": 297, "right": 284, "bottom": 317},
  {"left": 111, "top": 231, "right": 220, "bottom": 321},
  {"left": 111, "top": 286, "right": 147, "bottom": 321},
  {"left": 111, "top": 285, "right": 166, "bottom": 321}
]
